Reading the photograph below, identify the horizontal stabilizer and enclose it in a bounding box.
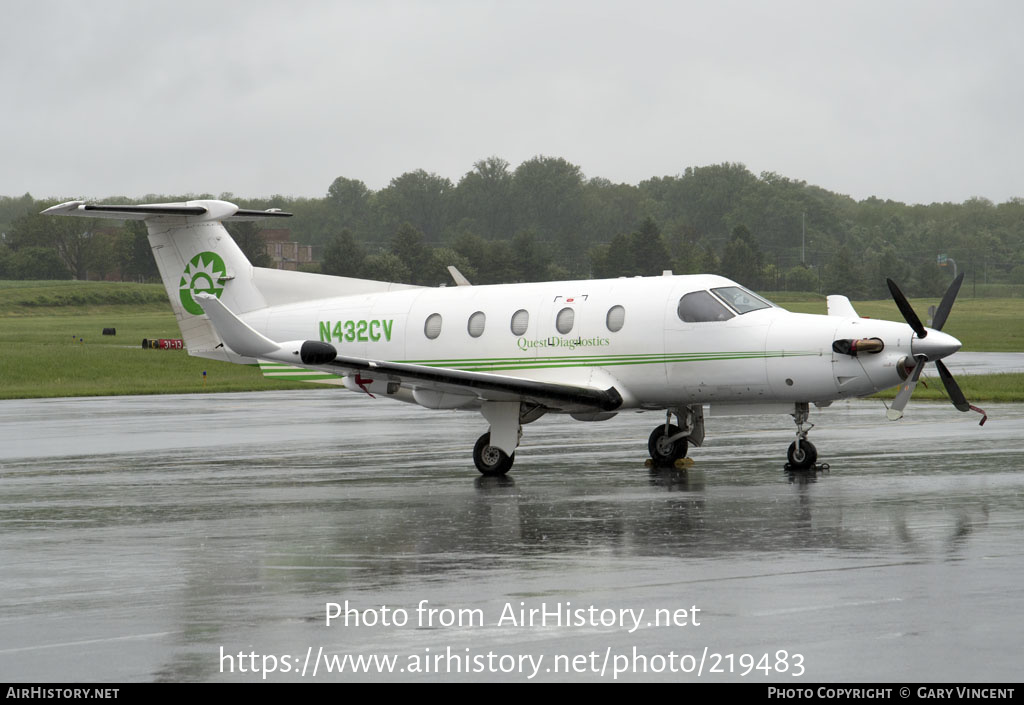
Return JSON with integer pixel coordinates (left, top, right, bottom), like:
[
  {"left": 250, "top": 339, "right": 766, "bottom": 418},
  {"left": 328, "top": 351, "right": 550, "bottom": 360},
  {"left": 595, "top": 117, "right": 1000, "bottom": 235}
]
[{"left": 42, "top": 199, "right": 291, "bottom": 222}]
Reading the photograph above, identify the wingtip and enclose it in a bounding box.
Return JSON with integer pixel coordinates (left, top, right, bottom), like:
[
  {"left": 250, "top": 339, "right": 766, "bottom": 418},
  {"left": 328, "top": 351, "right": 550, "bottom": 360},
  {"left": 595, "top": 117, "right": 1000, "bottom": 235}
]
[{"left": 41, "top": 200, "right": 85, "bottom": 216}]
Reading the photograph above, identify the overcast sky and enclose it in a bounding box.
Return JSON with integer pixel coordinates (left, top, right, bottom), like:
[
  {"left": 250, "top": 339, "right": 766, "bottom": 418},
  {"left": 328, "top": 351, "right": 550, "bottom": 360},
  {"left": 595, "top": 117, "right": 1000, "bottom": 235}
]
[{"left": 4, "top": 0, "right": 1022, "bottom": 204}]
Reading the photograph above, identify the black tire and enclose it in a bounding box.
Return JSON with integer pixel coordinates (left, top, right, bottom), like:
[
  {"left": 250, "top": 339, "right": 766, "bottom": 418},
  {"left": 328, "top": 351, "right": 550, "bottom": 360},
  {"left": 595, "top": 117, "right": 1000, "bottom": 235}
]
[
  {"left": 787, "top": 440, "right": 817, "bottom": 470},
  {"left": 648, "top": 424, "right": 688, "bottom": 465},
  {"left": 473, "top": 432, "right": 515, "bottom": 476}
]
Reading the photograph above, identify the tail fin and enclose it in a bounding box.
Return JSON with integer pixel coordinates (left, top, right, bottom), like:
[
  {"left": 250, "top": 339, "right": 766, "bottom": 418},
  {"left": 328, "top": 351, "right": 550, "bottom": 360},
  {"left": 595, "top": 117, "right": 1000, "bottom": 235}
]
[{"left": 42, "top": 199, "right": 290, "bottom": 362}]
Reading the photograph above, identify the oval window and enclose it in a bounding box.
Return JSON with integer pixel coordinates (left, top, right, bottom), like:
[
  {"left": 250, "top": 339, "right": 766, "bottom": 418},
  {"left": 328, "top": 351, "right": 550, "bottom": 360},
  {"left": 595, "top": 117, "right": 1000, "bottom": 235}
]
[
  {"left": 556, "top": 307, "right": 575, "bottom": 334},
  {"left": 510, "top": 309, "right": 529, "bottom": 336},
  {"left": 468, "top": 311, "right": 486, "bottom": 338},
  {"left": 606, "top": 305, "right": 625, "bottom": 332},
  {"left": 424, "top": 313, "right": 442, "bottom": 339}
]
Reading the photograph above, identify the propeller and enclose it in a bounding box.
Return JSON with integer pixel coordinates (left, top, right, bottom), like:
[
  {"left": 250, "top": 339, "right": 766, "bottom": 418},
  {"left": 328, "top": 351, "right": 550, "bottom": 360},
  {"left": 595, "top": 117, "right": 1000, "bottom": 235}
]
[
  {"left": 885, "top": 273, "right": 984, "bottom": 423},
  {"left": 934, "top": 359, "right": 970, "bottom": 412},
  {"left": 886, "top": 278, "right": 927, "bottom": 339},
  {"left": 930, "top": 273, "right": 963, "bottom": 332},
  {"left": 886, "top": 354, "right": 926, "bottom": 420}
]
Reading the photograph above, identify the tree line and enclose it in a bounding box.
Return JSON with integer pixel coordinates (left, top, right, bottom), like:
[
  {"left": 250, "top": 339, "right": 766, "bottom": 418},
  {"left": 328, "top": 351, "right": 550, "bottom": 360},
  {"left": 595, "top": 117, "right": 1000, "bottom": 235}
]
[{"left": 2, "top": 157, "right": 1023, "bottom": 298}]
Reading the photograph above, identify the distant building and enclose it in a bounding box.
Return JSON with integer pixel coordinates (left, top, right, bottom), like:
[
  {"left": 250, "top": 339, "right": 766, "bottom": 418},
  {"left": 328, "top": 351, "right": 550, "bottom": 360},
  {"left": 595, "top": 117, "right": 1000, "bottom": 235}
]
[{"left": 262, "top": 229, "right": 315, "bottom": 270}]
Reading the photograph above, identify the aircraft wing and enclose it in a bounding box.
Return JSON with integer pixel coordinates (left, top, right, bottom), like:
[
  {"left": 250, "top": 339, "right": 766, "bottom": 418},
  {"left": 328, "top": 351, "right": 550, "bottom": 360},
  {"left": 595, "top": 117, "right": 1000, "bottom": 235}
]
[
  {"left": 195, "top": 293, "right": 623, "bottom": 413},
  {"left": 306, "top": 347, "right": 622, "bottom": 410}
]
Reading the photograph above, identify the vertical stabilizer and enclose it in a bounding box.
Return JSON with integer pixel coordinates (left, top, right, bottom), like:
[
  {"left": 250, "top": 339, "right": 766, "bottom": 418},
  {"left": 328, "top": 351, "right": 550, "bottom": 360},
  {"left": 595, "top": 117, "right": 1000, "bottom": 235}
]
[
  {"left": 146, "top": 206, "right": 267, "bottom": 360},
  {"left": 42, "top": 199, "right": 290, "bottom": 362}
]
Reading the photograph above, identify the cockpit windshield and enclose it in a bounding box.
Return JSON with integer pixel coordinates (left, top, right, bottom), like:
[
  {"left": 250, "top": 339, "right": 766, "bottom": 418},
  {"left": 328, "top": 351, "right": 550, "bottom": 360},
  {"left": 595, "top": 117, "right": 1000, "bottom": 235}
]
[
  {"left": 710, "top": 286, "right": 773, "bottom": 314},
  {"left": 677, "top": 291, "right": 735, "bottom": 322}
]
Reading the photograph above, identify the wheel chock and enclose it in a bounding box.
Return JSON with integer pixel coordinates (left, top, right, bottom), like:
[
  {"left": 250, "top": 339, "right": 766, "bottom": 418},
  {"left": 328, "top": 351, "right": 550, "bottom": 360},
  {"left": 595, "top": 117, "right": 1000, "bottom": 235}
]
[
  {"left": 645, "top": 457, "right": 693, "bottom": 469},
  {"left": 784, "top": 461, "right": 830, "bottom": 473}
]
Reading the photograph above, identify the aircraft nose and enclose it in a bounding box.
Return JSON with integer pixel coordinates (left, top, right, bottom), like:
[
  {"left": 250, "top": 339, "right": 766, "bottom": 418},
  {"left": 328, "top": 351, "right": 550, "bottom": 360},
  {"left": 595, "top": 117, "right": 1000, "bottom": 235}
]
[{"left": 911, "top": 329, "right": 962, "bottom": 361}]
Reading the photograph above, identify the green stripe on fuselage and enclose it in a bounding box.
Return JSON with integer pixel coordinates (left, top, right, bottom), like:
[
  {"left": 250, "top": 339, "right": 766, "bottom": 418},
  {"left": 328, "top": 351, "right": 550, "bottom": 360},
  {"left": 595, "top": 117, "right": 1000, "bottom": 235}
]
[
  {"left": 257, "top": 350, "right": 820, "bottom": 379},
  {"left": 399, "top": 350, "right": 819, "bottom": 372}
]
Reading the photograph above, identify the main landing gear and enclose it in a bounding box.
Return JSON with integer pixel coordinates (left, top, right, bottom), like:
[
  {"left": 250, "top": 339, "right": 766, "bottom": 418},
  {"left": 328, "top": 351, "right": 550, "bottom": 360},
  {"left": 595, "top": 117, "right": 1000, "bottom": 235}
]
[
  {"left": 473, "top": 401, "right": 525, "bottom": 476},
  {"left": 473, "top": 432, "right": 515, "bottom": 476},
  {"left": 648, "top": 424, "right": 688, "bottom": 465},
  {"left": 648, "top": 406, "right": 704, "bottom": 467}
]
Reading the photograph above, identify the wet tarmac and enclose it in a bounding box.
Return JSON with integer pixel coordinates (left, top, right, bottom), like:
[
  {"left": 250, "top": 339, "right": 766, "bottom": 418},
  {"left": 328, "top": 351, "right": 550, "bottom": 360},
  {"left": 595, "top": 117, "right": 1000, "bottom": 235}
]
[
  {"left": 1, "top": 389, "right": 1023, "bottom": 682},
  {"left": 945, "top": 351, "right": 1024, "bottom": 375}
]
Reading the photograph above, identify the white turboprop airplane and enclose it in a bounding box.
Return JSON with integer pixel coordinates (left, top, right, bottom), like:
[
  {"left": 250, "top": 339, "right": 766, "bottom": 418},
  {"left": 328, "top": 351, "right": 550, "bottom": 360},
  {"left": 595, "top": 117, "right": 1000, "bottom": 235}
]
[{"left": 44, "top": 199, "right": 984, "bottom": 475}]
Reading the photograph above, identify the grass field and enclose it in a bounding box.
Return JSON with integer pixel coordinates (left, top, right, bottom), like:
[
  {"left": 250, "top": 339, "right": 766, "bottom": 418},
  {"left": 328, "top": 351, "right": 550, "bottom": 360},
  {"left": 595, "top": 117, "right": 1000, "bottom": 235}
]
[
  {"left": 0, "top": 309, "right": 311, "bottom": 399},
  {"left": 0, "top": 280, "right": 171, "bottom": 312},
  {"left": 870, "top": 372, "right": 1024, "bottom": 403},
  {"left": 1, "top": 282, "right": 1021, "bottom": 401}
]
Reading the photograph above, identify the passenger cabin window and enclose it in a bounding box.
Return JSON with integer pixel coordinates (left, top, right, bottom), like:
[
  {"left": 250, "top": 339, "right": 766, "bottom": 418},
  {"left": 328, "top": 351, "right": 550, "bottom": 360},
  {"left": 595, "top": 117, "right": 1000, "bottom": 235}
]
[
  {"left": 606, "top": 305, "right": 625, "bottom": 332},
  {"left": 711, "top": 286, "right": 772, "bottom": 314},
  {"left": 468, "top": 311, "right": 486, "bottom": 338},
  {"left": 555, "top": 307, "right": 575, "bottom": 334},
  {"left": 510, "top": 309, "right": 529, "bottom": 336},
  {"left": 677, "top": 291, "right": 734, "bottom": 323},
  {"left": 424, "top": 313, "right": 442, "bottom": 339}
]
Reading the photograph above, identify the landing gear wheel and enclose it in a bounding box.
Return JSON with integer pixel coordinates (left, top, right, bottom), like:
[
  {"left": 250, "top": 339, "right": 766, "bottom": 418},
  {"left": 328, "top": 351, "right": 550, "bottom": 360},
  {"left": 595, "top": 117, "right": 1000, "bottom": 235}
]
[
  {"left": 787, "top": 440, "right": 817, "bottom": 471},
  {"left": 473, "top": 432, "right": 515, "bottom": 476},
  {"left": 648, "top": 424, "right": 688, "bottom": 466}
]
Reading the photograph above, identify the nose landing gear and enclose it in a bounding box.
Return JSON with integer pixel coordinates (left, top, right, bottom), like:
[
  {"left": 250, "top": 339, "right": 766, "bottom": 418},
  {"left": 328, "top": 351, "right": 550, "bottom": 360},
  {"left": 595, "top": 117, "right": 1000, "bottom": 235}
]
[
  {"left": 787, "top": 439, "right": 817, "bottom": 470},
  {"left": 786, "top": 402, "right": 827, "bottom": 471}
]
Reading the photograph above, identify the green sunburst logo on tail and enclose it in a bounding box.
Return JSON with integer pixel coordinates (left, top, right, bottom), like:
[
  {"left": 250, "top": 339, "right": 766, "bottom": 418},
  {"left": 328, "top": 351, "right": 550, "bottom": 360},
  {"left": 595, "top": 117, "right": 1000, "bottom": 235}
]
[{"left": 179, "top": 251, "right": 227, "bottom": 315}]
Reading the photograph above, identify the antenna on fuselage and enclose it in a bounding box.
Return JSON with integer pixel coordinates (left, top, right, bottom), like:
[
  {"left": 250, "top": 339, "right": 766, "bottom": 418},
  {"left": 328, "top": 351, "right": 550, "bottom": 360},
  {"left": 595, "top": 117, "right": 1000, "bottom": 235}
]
[{"left": 447, "top": 266, "right": 472, "bottom": 286}]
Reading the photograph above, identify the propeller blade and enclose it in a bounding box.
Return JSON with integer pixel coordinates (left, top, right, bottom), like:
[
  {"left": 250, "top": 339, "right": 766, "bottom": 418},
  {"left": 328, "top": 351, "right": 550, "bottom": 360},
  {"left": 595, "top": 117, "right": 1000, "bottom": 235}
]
[
  {"left": 930, "top": 272, "right": 964, "bottom": 332},
  {"left": 935, "top": 359, "right": 971, "bottom": 412},
  {"left": 887, "top": 278, "right": 927, "bottom": 339},
  {"left": 886, "top": 356, "right": 927, "bottom": 420}
]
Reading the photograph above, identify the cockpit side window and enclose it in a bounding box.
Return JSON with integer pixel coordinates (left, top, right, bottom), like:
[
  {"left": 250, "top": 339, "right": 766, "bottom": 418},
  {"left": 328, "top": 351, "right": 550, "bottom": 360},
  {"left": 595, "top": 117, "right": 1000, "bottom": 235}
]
[
  {"left": 711, "top": 286, "right": 772, "bottom": 314},
  {"left": 677, "top": 291, "right": 735, "bottom": 322}
]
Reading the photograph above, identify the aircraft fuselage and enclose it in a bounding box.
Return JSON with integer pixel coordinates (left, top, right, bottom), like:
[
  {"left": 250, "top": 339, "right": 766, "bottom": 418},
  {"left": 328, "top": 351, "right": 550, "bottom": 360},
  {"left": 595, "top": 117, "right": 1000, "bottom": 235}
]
[{"left": 238, "top": 273, "right": 914, "bottom": 411}]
